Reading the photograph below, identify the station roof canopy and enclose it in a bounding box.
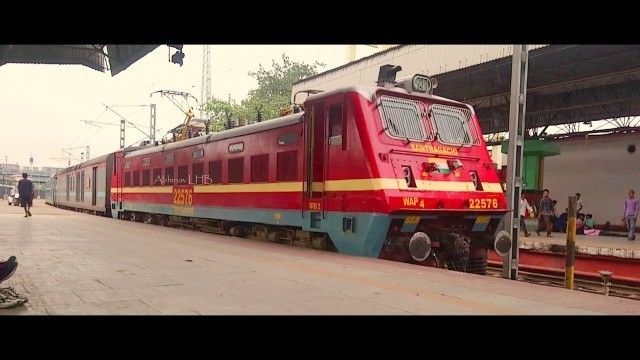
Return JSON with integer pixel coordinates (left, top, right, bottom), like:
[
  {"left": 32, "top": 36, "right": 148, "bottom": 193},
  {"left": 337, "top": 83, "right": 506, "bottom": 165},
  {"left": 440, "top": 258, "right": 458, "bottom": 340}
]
[{"left": 0, "top": 45, "right": 160, "bottom": 76}]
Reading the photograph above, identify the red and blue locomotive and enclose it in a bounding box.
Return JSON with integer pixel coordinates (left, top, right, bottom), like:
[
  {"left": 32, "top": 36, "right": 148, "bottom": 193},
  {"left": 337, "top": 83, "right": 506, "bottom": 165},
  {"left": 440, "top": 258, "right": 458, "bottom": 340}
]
[{"left": 46, "top": 65, "right": 512, "bottom": 274}]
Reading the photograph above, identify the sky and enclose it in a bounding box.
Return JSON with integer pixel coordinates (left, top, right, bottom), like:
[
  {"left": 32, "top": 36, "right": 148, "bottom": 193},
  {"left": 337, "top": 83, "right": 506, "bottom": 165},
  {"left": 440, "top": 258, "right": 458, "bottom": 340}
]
[{"left": 0, "top": 45, "right": 381, "bottom": 169}]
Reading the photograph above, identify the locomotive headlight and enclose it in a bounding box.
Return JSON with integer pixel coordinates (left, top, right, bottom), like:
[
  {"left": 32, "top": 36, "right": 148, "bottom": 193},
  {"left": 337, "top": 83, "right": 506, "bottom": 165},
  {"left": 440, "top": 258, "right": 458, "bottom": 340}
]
[
  {"left": 396, "top": 74, "right": 434, "bottom": 94},
  {"left": 451, "top": 159, "right": 464, "bottom": 170},
  {"left": 409, "top": 232, "right": 432, "bottom": 262},
  {"left": 412, "top": 75, "right": 431, "bottom": 93},
  {"left": 493, "top": 230, "right": 512, "bottom": 258}
]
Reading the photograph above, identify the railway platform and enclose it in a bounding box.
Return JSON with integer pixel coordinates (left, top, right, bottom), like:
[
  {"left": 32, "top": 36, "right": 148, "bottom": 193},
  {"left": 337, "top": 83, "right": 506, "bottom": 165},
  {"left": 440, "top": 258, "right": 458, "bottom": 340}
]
[
  {"left": 0, "top": 200, "right": 638, "bottom": 315},
  {"left": 488, "top": 219, "right": 640, "bottom": 286}
]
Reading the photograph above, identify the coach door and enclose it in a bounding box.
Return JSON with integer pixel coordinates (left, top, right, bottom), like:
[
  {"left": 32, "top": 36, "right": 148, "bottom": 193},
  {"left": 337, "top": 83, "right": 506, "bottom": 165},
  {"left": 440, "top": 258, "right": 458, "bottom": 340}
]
[
  {"left": 66, "top": 174, "right": 70, "bottom": 202},
  {"left": 325, "top": 96, "right": 346, "bottom": 211},
  {"left": 92, "top": 166, "right": 97, "bottom": 206},
  {"left": 303, "top": 101, "right": 325, "bottom": 228},
  {"left": 80, "top": 171, "right": 85, "bottom": 203},
  {"left": 114, "top": 155, "right": 124, "bottom": 218},
  {"left": 52, "top": 176, "right": 57, "bottom": 204}
]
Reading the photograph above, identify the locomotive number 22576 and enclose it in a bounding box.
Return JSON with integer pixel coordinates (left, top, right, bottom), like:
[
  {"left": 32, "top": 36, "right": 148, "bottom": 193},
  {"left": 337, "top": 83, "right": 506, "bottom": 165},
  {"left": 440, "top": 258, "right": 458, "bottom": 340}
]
[
  {"left": 469, "top": 198, "right": 498, "bottom": 209},
  {"left": 173, "top": 188, "right": 193, "bottom": 205}
]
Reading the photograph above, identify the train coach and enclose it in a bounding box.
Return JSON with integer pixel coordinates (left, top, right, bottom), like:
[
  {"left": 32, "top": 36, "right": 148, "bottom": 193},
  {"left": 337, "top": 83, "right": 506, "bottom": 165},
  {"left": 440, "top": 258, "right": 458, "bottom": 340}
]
[
  {"left": 45, "top": 153, "right": 117, "bottom": 216},
  {"left": 105, "top": 65, "right": 512, "bottom": 274}
]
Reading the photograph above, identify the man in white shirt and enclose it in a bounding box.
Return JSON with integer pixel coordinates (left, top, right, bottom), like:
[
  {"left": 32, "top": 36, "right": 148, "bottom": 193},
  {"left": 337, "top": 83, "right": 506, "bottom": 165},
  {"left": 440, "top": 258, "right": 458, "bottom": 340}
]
[{"left": 520, "top": 193, "right": 533, "bottom": 237}]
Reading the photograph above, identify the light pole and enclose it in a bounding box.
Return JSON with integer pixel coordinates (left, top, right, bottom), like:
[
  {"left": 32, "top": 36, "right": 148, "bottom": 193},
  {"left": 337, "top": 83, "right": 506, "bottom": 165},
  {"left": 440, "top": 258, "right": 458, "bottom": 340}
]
[{"left": 502, "top": 45, "right": 529, "bottom": 280}]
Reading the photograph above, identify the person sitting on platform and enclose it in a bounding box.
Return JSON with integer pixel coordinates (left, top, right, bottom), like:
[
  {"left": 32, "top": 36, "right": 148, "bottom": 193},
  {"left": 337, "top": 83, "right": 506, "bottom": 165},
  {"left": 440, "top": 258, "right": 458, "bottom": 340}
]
[
  {"left": 584, "top": 214, "right": 595, "bottom": 230},
  {"left": 576, "top": 214, "right": 585, "bottom": 235},
  {"left": 554, "top": 208, "right": 568, "bottom": 232},
  {"left": 0, "top": 256, "right": 18, "bottom": 284},
  {"left": 584, "top": 214, "right": 601, "bottom": 236}
]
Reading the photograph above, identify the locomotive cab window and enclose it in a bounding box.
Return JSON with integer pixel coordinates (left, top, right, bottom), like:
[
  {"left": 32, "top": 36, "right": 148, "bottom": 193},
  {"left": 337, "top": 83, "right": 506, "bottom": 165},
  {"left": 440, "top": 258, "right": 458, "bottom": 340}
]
[
  {"left": 378, "top": 96, "right": 432, "bottom": 142},
  {"left": 328, "top": 103, "right": 343, "bottom": 146}
]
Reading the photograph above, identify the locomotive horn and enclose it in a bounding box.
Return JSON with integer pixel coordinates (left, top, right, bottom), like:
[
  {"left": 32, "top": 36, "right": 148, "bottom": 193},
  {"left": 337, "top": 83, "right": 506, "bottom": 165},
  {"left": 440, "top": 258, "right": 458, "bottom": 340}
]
[
  {"left": 493, "top": 230, "right": 512, "bottom": 258},
  {"left": 377, "top": 64, "right": 403, "bottom": 87},
  {"left": 409, "top": 232, "right": 432, "bottom": 262}
]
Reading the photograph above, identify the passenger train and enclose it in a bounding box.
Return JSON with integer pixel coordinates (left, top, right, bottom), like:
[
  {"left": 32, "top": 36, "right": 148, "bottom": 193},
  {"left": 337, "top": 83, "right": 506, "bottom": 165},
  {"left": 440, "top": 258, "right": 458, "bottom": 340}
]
[{"left": 46, "top": 65, "right": 512, "bottom": 274}]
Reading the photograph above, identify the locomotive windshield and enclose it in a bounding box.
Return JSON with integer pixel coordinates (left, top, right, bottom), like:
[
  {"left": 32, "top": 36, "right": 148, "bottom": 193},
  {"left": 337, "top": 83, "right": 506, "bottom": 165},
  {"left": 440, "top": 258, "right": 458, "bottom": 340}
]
[
  {"left": 378, "top": 95, "right": 479, "bottom": 146},
  {"left": 429, "top": 103, "right": 481, "bottom": 146},
  {"left": 379, "top": 96, "right": 434, "bottom": 142}
]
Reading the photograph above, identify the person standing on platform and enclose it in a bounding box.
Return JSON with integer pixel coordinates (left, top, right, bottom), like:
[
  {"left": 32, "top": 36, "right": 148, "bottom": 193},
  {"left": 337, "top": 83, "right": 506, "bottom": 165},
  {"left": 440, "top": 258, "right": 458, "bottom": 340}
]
[
  {"left": 575, "top": 192, "right": 584, "bottom": 217},
  {"left": 536, "top": 189, "right": 554, "bottom": 237},
  {"left": 519, "top": 193, "right": 533, "bottom": 237},
  {"left": 17, "top": 173, "right": 34, "bottom": 218},
  {"left": 622, "top": 189, "right": 639, "bottom": 241}
]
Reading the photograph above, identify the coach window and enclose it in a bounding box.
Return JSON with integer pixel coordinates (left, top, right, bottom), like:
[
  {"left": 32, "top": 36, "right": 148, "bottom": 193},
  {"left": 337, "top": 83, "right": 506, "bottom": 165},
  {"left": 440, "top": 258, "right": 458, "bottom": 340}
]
[
  {"left": 178, "top": 165, "right": 188, "bottom": 185},
  {"left": 142, "top": 170, "right": 151, "bottom": 186},
  {"left": 328, "top": 103, "right": 343, "bottom": 146},
  {"left": 125, "top": 172, "right": 131, "bottom": 187},
  {"left": 251, "top": 154, "right": 269, "bottom": 182},
  {"left": 193, "top": 163, "right": 204, "bottom": 184},
  {"left": 208, "top": 160, "right": 222, "bottom": 184},
  {"left": 228, "top": 158, "right": 244, "bottom": 183},
  {"left": 132, "top": 170, "right": 140, "bottom": 187},
  {"left": 164, "top": 167, "right": 174, "bottom": 186},
  {"left": 192, "top": 149, "right": 204, "bottom": 159},
  {"left": 277, "top": 133, "right": 299, "bottom": 145},
  {"left": 152, "top": 168, "right": 161, "bottom": 187},
  {"left": 277, "top": 150, "right": 298, "bottom": 181}
]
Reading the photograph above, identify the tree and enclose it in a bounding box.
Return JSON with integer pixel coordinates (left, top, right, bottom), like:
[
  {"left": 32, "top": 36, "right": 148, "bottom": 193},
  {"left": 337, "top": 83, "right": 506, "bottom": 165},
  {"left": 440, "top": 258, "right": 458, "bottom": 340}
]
[
  {"left": 200, "top": 53, "right": 325, "bottom": 132},
  {"left": 244, "top": 54, "right": 325, "bottom": 120},
  {"left": 201, "top": 97, "right": 243, "bottom": 132}
]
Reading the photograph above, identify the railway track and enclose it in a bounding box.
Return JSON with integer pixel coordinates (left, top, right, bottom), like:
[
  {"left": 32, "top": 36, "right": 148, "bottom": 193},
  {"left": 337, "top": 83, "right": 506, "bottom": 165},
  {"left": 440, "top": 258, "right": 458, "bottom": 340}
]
[{"left": 485, "top": 266, "right": 640, "bottom": 301}]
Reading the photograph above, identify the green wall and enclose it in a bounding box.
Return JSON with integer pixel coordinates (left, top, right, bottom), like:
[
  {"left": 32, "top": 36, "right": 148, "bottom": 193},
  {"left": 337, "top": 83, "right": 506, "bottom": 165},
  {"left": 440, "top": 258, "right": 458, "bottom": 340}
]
[{"left": 500, "top": 139, "right": 561, "bottom": 191}]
